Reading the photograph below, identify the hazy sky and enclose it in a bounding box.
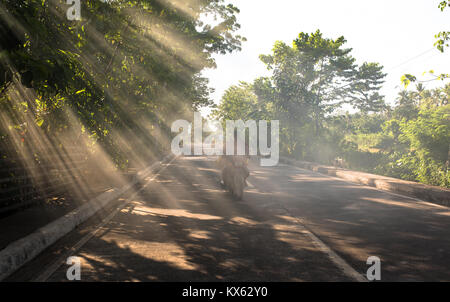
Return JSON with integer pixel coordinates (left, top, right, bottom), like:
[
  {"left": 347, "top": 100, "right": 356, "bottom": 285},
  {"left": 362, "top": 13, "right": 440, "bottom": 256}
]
[{"left": 201, "top": 0, "right": 450, "bottom": 115}]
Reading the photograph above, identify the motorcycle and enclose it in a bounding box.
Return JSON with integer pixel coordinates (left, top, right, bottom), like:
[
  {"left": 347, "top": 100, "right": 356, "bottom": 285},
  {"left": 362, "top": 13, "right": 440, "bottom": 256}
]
[{"left": 218, "top": 156, "right": 250, "bottom": 200}]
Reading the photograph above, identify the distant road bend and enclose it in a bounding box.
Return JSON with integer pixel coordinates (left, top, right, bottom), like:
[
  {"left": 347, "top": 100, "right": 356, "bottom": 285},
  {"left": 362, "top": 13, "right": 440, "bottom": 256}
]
[{"left": 11, "top": 156, "right": 450, "bottom": 282}]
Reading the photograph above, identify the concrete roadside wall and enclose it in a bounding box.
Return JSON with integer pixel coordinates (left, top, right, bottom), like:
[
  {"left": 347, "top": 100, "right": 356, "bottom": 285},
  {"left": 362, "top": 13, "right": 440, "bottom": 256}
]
[
  {"left": 0, "top": 154, "right": 174, "bottom": 281},
  {"left": 280, "top": 157, "right": 450, "bottom": 207}
]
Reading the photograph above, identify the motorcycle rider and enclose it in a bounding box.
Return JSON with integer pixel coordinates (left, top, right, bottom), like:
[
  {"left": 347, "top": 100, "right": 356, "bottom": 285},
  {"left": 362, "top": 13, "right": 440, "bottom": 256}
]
[{"left": 218, "top": 129, "right": 250, "bottom": 189}]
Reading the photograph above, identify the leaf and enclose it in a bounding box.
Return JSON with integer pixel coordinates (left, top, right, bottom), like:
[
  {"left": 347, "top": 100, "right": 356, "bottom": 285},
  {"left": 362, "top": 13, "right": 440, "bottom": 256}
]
[
  {"left": 401, "top": 74, "right": 417, "bottom": 88},
  {"left": 36, "top": 118, "right": 44, "bottom": 127}
]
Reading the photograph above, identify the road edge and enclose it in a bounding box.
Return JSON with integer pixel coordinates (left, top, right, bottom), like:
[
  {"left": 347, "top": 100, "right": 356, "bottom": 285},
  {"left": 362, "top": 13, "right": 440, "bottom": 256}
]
[
  {"left": 0, "top": 154, "right": 174, "bottom": 281},
  {"left": 279, "top": 157, "right": 450, "bottom": 207}
]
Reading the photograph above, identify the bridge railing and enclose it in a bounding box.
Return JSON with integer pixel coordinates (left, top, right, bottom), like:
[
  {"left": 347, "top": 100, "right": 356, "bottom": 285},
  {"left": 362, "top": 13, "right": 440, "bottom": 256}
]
[{"left": 0, "top": 147, "right": 89, "bottom": 214}]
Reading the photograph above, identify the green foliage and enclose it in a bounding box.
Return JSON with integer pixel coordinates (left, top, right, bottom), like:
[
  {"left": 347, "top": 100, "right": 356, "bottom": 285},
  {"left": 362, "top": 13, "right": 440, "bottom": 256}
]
[
  {"left": 211, "top": 81, "right": 258, "bottom": 121},
  {"left": 436, "top": 1, "right": 450, "bottom": 52},
  {"left": 0, "top": 0, "right": 244, "bottom": 168},
  {"left": 348, "top": 63, "right": 387, "bottom": 113},
  {"left": 258, "top": 30, "right": 386, "bottom": 140},
  {"left": 214, "top": 29, "right": 449, "bottom": 188},
  {"left": 215, "top": 30, "right": 387, "bottom": 161},
  {"left": 399, "top": 105, "right": 450, "bottom": 186},
  {"left": 401, "top": 74, "right": 417, "bottom": 88}
]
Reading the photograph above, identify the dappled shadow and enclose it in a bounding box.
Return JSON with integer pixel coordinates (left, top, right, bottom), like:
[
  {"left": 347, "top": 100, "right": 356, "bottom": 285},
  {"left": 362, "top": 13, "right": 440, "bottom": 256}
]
[
  {"left": 48, "top": 157, "right": 350, "bottom": 282},
  {"left": 46, "top": 156, "right": 450, "bottom": 282},
  {"left": 248, "top": 162, "right": 450, "bottom": 281}
]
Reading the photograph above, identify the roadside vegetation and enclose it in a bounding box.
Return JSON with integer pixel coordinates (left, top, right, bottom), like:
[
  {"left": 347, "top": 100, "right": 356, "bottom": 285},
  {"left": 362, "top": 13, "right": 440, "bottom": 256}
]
[
  {"left": 0, "top": 0, "right": 244, "bottom": 168},
  {"left": 0, "top": 0, "right": 244, "bottom": 210},
  {"left": 212, "top": 22, "right": 449, "bottom": 188}
]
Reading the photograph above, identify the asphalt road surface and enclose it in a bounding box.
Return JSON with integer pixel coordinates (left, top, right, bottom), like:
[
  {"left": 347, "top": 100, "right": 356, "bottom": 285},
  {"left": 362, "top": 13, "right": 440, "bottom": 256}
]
[{"left": 10, "top": 156, "right": 450, "bottom": 281}]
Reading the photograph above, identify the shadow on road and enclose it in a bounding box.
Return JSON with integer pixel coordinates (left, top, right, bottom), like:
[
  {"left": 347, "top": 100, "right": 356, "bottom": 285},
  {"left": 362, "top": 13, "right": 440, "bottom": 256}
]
[{"left": 49, "top": 157, "right": 350, "bottom": 281}]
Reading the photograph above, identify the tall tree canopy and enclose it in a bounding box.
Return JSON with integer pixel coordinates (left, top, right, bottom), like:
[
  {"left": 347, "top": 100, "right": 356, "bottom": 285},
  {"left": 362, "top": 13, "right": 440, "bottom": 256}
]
[
  {"left": 213, "top": 31, "right": 387, "bottom": 161},
  {"left": 259, "top": 30, "right": 386, "bottom": 136},
  {"left": 0, "top": 0, "right": 244, "bottom": 167}
]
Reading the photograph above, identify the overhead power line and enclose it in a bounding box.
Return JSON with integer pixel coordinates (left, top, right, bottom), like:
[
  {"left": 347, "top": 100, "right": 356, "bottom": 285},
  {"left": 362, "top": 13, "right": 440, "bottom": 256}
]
[{"left": 387, "top": 47, "right": 436, "bottom": 72}]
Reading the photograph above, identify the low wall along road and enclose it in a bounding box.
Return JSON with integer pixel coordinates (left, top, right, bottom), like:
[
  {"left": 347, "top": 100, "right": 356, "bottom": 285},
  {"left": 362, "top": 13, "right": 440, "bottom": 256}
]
[{"left": 279, "top": 157, "right": 450, "bottom": 207}]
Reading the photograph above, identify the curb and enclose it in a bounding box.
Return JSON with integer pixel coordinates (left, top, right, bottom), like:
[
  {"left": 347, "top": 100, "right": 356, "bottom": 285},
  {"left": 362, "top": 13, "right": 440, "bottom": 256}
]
[
  {"left": 0, "top": 154, "right": 174, "bottom": 281},
  {"left": 280, "top": 157, "right": 450, "bottom": 207}
]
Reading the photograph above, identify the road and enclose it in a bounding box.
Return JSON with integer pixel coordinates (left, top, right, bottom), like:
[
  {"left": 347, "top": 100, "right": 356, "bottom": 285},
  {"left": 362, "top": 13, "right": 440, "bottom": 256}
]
[{"left": 9, "top": 156, "right": 450, "bottom": 281}]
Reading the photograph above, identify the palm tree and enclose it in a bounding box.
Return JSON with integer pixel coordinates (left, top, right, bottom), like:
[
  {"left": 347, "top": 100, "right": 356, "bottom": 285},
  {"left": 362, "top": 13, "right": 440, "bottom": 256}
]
[
  {"left": 396, "top": 90, "right": 412, "bottom": 106},
  {"left": 413, "top": 83, "right": 425, "bottom": 105}
]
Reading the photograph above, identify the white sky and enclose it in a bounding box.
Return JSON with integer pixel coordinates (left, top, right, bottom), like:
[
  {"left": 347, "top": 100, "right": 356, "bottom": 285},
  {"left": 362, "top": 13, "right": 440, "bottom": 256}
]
[{"left": 201, "top": 0, "right": 450, "bottom": 115}]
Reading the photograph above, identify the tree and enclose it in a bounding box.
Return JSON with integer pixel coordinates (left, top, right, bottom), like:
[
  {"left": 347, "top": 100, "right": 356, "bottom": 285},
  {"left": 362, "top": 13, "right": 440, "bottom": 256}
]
[
  {"left": 348, "top": 63, "right": 387, "bottom": 113},
  {"left": 259, "top": 30, "right": 386, "bottom": 136},
  {"left": 393, "top": 90, "right": 418, "bottom": 120},
  {"left": 399, "top": 104, "right": 450, "bottom": 187},
  {"left": 211, "top": 81, "right": 258, "bottom": 121},
  {"left": 0, "top": 0, "right": 245, "bottom": 167}
]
